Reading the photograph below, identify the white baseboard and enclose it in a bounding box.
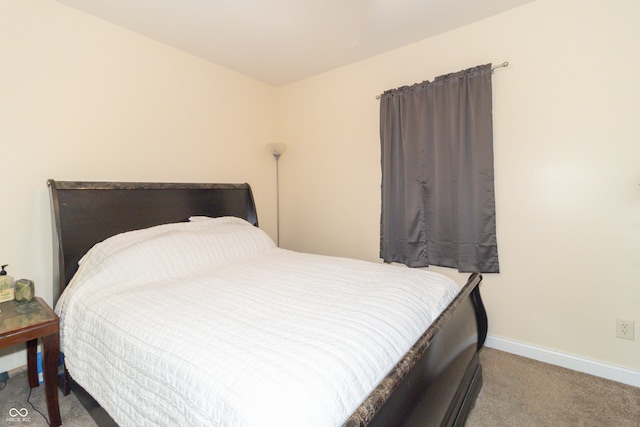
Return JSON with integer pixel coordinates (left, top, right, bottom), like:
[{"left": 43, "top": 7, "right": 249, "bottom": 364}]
[{"left": 484, "top": 335, "right": 640, "bottom": 388}]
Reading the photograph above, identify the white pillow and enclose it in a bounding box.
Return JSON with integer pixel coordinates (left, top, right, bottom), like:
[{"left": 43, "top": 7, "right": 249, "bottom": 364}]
[{"left": 70, "top": 216, "right": 275, "bottom": 289}]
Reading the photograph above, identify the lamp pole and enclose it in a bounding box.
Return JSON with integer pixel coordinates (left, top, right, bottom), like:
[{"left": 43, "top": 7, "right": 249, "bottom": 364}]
[{"left": 266, "top": 143, "right": 287, "bottom": 246}]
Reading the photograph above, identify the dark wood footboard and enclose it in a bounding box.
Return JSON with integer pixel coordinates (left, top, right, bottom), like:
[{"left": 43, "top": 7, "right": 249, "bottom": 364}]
[{"left": 346, "top": 273, "right": 486, "bottom": 427}]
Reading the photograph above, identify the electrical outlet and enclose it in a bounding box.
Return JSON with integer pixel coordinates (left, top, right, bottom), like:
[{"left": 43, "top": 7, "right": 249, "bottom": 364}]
[{"left": 616, "top": 318, "right": 635, "bottom": 340}]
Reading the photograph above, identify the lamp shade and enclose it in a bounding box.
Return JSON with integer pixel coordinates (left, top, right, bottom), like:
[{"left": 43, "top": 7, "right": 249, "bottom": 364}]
[{"left": 266, "top": 143, "right": 287, "bottom": 157}]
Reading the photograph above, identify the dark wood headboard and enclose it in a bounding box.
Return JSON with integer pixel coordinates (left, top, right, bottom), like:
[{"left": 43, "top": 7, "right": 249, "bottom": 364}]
[{"left": 48, "top": 180, "right": 258, "bottom": 305}]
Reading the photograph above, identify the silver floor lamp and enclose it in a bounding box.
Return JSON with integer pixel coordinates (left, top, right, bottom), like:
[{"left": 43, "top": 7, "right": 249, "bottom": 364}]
[{"left": 266, "top": 143, "right": 287, "bottom": 246}]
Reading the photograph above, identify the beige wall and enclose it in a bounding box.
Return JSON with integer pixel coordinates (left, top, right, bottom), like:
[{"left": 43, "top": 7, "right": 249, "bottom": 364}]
[
  {"left": 2, "top": 0, "right": 639, "bottom": 376},
  {"left": 277, "top": 0, "right": 640, "bottom": 371},
  {"left": 0, "top": 0, "right": 278, "bottom": 371}
]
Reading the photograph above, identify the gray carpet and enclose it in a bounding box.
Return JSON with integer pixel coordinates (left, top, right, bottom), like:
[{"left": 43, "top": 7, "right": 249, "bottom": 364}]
[
  {"left": 1, "top": 348, "right": 638, "bottom": 426},
  {"left": 0, "top": 369, "right": 96, "bottom": 427},
  {"left": 468, "top": 348, "right": 640, "bottom": 427}
]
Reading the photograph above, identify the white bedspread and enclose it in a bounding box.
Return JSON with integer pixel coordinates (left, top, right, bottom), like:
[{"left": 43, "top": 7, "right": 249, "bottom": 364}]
[{"left": 56, "top": 217, "right": 459, "bottom": 427}]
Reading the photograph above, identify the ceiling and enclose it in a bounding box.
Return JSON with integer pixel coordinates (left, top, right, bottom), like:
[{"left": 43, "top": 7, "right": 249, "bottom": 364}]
[{"left": 53, "top": 0, "right": 535, "bottom": 86}]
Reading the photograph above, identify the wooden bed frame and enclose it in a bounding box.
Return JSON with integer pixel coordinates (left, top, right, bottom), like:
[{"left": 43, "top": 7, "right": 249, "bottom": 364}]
[{"left": 48, "top": 179, "right": 487, "bottom": 427}]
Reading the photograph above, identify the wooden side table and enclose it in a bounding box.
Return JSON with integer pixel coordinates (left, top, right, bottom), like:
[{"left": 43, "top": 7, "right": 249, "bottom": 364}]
[{"left": 0, "top": 297, "right": 61, "bottom": 427}]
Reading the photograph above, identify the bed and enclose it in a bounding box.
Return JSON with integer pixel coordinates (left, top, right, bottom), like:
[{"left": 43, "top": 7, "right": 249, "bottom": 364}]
[{"left": 47, "top": 179, "right": 487, "bottom": 427}]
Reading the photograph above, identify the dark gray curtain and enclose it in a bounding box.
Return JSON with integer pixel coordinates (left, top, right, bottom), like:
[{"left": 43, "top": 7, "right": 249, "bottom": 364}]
[{"left": 380, "top": 64, "right": 499, "bottom": 273}]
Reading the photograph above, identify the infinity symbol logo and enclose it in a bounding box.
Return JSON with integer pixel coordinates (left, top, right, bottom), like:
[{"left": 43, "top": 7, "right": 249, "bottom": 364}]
[{"left": 9, "top": 407, "right": 28, "bottom": 417}]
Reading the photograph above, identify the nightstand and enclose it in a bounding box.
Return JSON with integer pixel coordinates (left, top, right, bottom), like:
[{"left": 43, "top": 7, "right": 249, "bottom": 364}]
[{"left": 0, "top": 297, "right": 61, "bottom": 427}]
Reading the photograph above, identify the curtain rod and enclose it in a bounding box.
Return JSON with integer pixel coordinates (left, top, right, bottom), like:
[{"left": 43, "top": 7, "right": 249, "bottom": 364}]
[{"left": 376, "top": 61, "right": 509, "bottom": 99}]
